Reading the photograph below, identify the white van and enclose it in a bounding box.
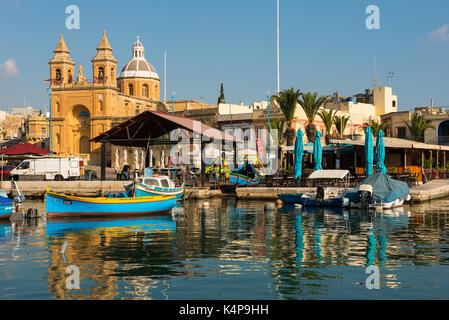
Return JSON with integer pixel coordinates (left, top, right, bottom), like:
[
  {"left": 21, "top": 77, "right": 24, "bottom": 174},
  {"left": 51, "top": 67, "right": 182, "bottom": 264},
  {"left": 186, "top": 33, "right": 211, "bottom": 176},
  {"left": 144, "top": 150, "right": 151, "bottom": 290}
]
[{"left": 10, "top": 157, "right": 84, "bottom": 181}]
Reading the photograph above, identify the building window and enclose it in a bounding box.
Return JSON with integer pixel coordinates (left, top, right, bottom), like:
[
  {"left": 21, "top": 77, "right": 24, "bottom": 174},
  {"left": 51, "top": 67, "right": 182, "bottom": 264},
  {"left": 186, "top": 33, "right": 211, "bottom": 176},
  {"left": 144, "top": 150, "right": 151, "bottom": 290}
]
[
  {"left": 55, "top": 69, "right": 62, "bottom": 80},
  {"left": 392, "top": 100, "right": 396, "bottom": 108},
  {"left": 397, "top": 127, "right": 407, "bottom": 139},
  {"left": 142, "top": 84, "right": 148, "bottom": 97},
  {"left": 129, "top": 84, "right": 134, "bottom": 96},
  {"left": 98, "top": 67, "right": 105, "bottom": 79},
  {"left": 68, "top": 70, "right": 73, "bottom": 83},
  {"left": 111, "top": 68, "right": 115, "bottom": 80},
  {"left": 79, "top": 111, "right": 89, "bottom": 118},
  {"left": 41, "top": 128, "right": 46, "bottom": 135}
]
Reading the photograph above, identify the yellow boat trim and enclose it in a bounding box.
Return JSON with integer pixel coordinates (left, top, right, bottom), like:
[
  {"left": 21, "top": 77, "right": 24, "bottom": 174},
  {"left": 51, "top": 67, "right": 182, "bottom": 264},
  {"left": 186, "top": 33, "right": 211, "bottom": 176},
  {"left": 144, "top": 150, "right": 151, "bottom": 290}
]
[{"left": 45, "top": 187, "right": 175, "bottom": 204}]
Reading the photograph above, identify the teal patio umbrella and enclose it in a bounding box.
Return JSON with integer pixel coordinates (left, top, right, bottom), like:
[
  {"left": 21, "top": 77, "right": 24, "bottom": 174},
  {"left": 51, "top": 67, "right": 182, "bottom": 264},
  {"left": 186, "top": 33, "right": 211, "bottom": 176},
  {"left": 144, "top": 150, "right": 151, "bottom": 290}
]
[
  {"left": 313, "top": 131, "right": 323, "bottom": 171},
  {"left": 375, "top": 129, "right": 388, "bottom": 174},
  {"left": 365, "top": 126, "right": 374, "bottom": 176},
  {"left": 293, "top": 129, "right": 304, "bottom": 179}
]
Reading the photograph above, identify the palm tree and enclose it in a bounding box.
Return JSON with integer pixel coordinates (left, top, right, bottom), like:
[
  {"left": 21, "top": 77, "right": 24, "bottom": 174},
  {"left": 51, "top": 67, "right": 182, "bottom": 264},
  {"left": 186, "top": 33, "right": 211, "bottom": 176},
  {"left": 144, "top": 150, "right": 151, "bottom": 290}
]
[
  {"left": 271, "top": 88, "right": 301, "bottom": 146},
  {"left": 318, "top": 109, "right": 337, "bottom": 144},
  {"left": 298, "top": 91, "right": 328, "bottom": 143},
  {"left": 334, "top": 115, "right": 350, "bottom": 139},
  {"left": 366, "top": 119, "right": 389, "bottom": 137},
  {"left": 403, "top": 114, "right": 435, "bottom": 142},
  {"left": 264, "top": 118, "right": 285, "bottom": 145}
]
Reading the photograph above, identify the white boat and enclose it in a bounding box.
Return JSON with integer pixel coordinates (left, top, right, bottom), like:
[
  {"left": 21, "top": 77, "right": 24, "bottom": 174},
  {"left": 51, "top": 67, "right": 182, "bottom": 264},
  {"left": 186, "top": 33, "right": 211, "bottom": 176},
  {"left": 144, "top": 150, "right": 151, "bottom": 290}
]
[{"left": 125, "top": 175, "right": 184, "bottom": 200}]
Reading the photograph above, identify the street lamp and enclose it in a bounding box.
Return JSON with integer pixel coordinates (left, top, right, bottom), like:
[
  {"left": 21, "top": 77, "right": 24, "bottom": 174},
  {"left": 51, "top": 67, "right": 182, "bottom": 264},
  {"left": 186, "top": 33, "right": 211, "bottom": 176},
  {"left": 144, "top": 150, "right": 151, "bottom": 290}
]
[
  {"left": 48, "top": 90, "right": 53, "bottom": 156},
  {"left": 266, "top": 92, "right": 270, "bottom": 175}
]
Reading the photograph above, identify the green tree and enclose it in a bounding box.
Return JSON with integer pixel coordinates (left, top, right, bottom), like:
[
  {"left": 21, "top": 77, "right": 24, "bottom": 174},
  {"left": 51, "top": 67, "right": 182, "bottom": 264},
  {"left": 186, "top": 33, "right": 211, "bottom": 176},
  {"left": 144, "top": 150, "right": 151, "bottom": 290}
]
[
  {"left": 366, "top": 119, "right": 389, "bottom": 137},
  {"left": 334, "top": 115, "right": 350, "bottom": 139},
  {"left": 403, "top": 114, "right": 435, "bottom": 142},
  {"left": 271, "top": 88, "right": 301, "bottom": 146},
  {"left": 318, "top": 109, "right": 337, "bottom": 144},
  {"left": 298, "top": 91, "right": 328, "bottom": 143},
  {"left": 217, "top": 83, "right": 225, "bottom": 104}
]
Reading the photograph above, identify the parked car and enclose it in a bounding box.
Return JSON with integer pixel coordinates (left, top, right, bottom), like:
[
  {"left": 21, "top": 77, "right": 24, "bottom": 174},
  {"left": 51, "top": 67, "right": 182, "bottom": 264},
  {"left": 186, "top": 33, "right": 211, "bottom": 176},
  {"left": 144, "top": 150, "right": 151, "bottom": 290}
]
[{"left": 0, "top": 165, "right": 15, "bottom": 180}]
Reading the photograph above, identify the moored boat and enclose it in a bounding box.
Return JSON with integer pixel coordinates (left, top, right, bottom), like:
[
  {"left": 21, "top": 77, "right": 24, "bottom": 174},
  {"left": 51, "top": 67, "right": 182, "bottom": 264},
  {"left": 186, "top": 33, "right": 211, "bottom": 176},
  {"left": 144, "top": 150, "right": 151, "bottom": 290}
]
[
  {"left": 0, "top": 191, "right": 13, "bottom": 220},
  {"left": 297, "top": 170, "right": 350, "bottom": 208},
  {"left": 343, "top": 172, "right": 410, "bottom": 210},
  {"left": 45, "top": 188, "right": 177, "bottom": 217},
  {"left": 229, "top": 160, "right": 264, "bottom": 187},
  {"left": 125, "top": 175, "right": 184, "bottom": 200}
]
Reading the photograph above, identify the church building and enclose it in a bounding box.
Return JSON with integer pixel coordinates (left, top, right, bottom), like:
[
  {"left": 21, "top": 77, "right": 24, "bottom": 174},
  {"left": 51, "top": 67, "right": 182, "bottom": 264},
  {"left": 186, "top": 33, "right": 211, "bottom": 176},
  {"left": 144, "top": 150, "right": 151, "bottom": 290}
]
[{"left": 29, "top": 31, "right": 167, "bottom": 165}]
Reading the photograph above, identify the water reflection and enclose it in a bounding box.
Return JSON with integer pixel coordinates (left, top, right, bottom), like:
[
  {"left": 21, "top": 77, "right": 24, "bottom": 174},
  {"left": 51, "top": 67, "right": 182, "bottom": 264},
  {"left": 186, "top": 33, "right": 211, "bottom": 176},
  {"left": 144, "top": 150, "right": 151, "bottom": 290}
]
[{"left": 0, "top": 198, "right": 448, "bottom": 299}]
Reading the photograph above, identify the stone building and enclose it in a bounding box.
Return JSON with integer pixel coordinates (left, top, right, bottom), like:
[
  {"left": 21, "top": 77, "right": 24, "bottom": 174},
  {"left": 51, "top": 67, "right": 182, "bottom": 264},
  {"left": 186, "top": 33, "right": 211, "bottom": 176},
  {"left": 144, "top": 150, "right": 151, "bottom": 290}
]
[{"left": 27, "top": 32, "right": 168, "bottom": 165}]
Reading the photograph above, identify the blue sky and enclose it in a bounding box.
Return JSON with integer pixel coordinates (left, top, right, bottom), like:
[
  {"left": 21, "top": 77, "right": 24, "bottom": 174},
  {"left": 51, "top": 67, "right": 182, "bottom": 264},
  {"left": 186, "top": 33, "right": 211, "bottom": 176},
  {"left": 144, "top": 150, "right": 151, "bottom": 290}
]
[{"left": 0, "top": 0, "right": 448, "bottom": 112}]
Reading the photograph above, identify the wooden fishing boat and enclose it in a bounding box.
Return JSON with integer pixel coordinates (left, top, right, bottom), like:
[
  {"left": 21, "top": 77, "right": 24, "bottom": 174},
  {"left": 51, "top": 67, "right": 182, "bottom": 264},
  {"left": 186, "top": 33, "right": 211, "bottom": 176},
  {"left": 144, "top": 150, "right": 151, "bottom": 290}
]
[
  {"left": 0, "top": 194, "right": 13, "bottom": 220},
  {"left": 45, "top": 188, "right": 177, "bottom": 217},
  {"left": 125, "top": 176, "right": 184, "bottom": 200},
  {"left": 229, "top": 160, "right": 264, "bottom": 187}
]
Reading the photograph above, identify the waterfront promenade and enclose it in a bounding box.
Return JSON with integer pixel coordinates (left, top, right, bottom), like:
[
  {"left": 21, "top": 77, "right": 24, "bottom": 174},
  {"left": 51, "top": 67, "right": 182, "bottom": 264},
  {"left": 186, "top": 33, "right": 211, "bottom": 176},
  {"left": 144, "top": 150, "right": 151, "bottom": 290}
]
[{"left": 2, "top": 177, "right": 449, "bottom": 203}]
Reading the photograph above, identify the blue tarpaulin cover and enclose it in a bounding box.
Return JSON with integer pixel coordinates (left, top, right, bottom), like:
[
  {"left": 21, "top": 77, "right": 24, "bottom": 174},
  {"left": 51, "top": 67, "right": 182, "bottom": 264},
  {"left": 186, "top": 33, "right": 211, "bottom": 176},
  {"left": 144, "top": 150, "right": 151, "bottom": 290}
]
[{"left": 344, "top": 173, "right": 410, "bottom": 203}]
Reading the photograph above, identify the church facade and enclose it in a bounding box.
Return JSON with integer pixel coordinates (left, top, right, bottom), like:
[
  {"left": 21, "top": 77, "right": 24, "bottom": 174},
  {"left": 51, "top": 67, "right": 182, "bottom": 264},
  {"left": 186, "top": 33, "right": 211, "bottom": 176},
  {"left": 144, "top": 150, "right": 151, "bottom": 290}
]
[{"left": 29, "top": 31, "right": 167, "bottom": 165}]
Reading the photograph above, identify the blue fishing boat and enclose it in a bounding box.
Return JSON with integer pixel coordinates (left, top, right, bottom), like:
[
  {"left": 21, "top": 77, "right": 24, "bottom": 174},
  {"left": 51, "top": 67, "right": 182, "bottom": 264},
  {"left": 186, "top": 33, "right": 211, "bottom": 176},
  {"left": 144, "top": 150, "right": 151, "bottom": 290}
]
[
  {"left": 0, "top": 191, "right": 13, "bottom": 220},
  {"left": 278, "top": 193, "right": 303, "bottom": 204},
  {"left": 45, "top": 188, "right": 177, "bottom": 217},
  {"left": 298, "top": 170, "right": 350, "bottom": 208},
  {"left": 229, "top": 160, "right": 264, "bottom": 187},
  {"left": 125, "top": 176, "right": 184, "bottom": 200}
]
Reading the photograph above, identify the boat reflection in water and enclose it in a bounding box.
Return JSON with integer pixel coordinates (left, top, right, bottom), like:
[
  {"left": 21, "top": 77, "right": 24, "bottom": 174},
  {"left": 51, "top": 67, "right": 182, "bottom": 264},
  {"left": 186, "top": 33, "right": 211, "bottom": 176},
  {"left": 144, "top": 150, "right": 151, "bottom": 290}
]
[{"left": 46, "top": 214, "right": 176, "bottom": 300}]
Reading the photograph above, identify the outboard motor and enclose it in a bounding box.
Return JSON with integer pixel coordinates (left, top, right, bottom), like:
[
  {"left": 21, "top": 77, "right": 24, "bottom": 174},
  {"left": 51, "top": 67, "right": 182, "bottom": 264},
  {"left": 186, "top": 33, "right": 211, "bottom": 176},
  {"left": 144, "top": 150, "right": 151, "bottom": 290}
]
[
  {"left": 316, "top": 186, "right": 325, "bottom": 207},
  {"left": 358, "top": 184, "right": 373, "bottom": 209}
]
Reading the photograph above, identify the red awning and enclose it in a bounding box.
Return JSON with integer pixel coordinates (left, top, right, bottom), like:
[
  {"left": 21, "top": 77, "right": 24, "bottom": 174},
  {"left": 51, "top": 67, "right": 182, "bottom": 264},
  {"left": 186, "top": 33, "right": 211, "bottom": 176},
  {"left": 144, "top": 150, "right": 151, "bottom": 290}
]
[{"left": 0, "top": 143, "right": 51, "bottom": 155}]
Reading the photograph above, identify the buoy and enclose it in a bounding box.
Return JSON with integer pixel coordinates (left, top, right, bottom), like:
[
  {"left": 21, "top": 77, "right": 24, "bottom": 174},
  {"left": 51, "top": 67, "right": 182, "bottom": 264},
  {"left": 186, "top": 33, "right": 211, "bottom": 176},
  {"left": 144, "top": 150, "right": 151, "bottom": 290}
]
[
  {"left": 276, "top": 199, "right": 283, "bottom": 206},
  {"left": 203, "top": 202, "right": 210, "bottom": 209}
]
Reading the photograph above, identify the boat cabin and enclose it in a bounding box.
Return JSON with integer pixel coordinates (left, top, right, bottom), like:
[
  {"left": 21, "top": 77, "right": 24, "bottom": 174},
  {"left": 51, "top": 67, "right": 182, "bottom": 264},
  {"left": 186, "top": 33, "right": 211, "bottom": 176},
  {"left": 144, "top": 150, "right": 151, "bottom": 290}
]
[{"left": 138, "top": 175, "right": 176, "bottom": 189}]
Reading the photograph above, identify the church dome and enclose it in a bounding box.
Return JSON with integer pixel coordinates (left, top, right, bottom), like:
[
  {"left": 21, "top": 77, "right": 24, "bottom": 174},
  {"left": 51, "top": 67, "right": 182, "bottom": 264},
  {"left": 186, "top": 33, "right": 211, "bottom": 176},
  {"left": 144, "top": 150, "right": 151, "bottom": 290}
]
[{"left": 118, "top": 37, "right": 159, "bottom": 80}]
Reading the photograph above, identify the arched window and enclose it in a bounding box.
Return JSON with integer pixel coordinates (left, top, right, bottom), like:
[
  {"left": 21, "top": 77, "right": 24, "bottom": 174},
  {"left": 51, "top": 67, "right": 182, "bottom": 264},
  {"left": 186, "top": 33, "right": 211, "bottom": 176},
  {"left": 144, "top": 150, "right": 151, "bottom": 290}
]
[
  {"left": 97, "top": 67, "right": 104, "bottom": 80},
  {"left": 55, "top": 69, "right": 62, "bottom": 80},
  {"left": 128, "top": 84, "right": 134, "bottom": 96},
  {"left": 111, "top": 68, "right": 115, "bottom": 80},
  {"left": 56, "top": 102, "right": 60, "bottom": 113},
  {"left": 68, "top": 70, "right": 73, "bottom": 83},
  {"left": 142, "top": 84, "right": 148, "bottom": 97}
]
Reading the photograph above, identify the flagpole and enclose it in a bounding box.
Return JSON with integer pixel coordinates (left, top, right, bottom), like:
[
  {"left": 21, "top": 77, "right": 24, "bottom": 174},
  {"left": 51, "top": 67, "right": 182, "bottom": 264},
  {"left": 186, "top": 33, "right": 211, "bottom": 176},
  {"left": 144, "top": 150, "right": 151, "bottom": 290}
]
[
  {"left": 276, "top": 0, "right": 280, "bottom": 94},
  {"left": 164, "top": 50, "right": 167, "bottom": 103}
]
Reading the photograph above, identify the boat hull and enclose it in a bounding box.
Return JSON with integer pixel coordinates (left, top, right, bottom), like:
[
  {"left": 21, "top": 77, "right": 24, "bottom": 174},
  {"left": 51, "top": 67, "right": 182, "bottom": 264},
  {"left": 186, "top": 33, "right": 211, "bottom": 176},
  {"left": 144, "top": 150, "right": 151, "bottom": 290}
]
[
  {"left": 46, "top": 191, "right": 177, "bottom": 217},
  {"left": 0, "top": 198, "right": 13, "bottom": 220},
  {"left": 229, "top": 174, "right": 261, "bottom": 187},
  {"left": 278, "top": 193, "right": 303, "bottom": 204}
]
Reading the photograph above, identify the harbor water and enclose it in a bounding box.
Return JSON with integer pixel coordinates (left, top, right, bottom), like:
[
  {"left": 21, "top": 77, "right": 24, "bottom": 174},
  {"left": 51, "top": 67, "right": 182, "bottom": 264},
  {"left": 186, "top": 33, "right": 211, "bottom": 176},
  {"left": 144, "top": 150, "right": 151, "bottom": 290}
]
[{"left": 0, "top": 197, "right": 449, "bottom": 299}]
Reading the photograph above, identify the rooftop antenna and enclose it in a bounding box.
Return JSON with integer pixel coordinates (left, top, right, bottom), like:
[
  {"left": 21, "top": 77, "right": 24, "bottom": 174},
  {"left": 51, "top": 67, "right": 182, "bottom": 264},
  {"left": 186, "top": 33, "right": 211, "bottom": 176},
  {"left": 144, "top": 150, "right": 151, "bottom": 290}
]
[
  {"left": 373, "top": 54, "right": 379, "bottom": 88},
  {"left": 387, "top": 71, "right": 395, "bottom": 88}
]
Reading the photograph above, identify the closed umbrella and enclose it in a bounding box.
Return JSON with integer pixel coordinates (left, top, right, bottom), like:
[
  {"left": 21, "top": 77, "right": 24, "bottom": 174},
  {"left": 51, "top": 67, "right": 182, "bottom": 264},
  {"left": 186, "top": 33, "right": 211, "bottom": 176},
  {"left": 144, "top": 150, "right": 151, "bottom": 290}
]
[
  {"left": 114, "top": 148, "right": 120, "bottom": 173},
  {"left": 294, "top": 129, "right": 304, "bottom": 179},
  {"left": 123, "top": 149, "right": 128, "bottom": 166},
  {"left": 140, "top": 148, "right": 145, "bottom": 170},
  {"left": 313, "top": 131, "right": 323, "bottom": 171},
  {"left": 149, "top": 149, "right": 153, "bottom": 168},
  {"left": 375, "top": 129, "right": 388, "bottom": 174},
  {"left": 161, "top": 150, "right": 165, "bottom": 169},
  {"left": 134, "top": 149, "right": 139, "bottom": 171},
  {"left": 365, "top": 126, "right": 374, "bottom": 176}
]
